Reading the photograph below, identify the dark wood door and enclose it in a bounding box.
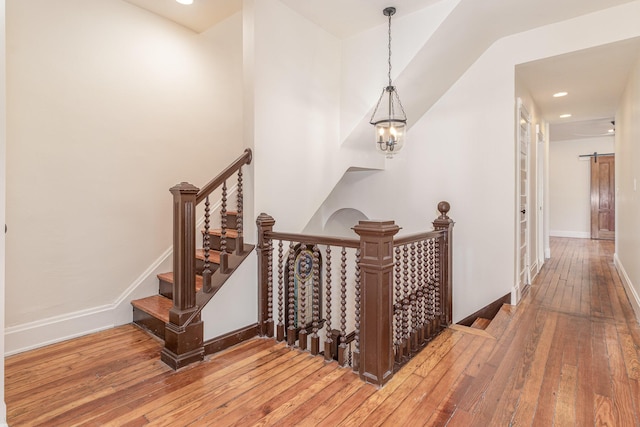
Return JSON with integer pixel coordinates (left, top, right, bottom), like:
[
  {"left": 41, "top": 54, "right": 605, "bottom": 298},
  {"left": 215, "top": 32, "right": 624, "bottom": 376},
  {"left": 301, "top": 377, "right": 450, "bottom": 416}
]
[{"left": 590, "top": 155, "right": 615, "bottom": 240}]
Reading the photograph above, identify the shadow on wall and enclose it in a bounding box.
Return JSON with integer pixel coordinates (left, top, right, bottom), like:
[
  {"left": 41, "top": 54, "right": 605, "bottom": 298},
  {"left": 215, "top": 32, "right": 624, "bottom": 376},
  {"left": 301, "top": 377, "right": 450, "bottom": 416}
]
[{"left": 323, "top": 208, "right": 369, "bottom": 238}]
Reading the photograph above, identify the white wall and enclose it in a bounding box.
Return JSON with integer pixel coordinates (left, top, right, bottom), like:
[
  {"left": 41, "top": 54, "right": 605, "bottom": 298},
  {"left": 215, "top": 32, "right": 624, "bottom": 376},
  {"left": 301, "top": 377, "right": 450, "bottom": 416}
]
[
  {"left": 549, "top": 137, "right": 615, "bottom": 238},
  {"left": 615, "top": 56, "right": 640, "bottom": 321},
  {"left": 315, "top": 1, "right": 640, "bottom": 321},
  {"left": 0, "top": 0, "right": 7, "bottom": 422},
  {"left": 251, "top": 0, "right": 456, "bottom": 234},
  {"left": 5, "top": 0, "right": 244, "bottom": 351}
]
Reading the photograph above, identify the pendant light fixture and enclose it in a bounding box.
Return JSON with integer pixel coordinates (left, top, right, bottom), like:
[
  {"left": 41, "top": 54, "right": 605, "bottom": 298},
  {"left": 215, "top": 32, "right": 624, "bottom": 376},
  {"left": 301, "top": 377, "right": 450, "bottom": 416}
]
[{"left": 370, "top": 6, "right": 407, "bottom": 158}]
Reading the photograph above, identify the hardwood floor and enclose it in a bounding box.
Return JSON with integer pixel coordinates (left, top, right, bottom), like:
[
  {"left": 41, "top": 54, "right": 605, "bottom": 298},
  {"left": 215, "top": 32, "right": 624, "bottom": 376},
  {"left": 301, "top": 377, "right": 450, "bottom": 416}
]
[{"left": 6, "top": 237, "right": 640, "bottom": 426}]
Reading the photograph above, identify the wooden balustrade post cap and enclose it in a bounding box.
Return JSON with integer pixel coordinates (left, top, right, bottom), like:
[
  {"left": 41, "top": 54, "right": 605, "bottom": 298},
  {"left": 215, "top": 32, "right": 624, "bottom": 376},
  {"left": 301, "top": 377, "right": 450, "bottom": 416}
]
[
  {"left": 437, "top": 201, "right": 450, "bottom": 219},
  {"left": 434, "top": 201, "right": 454, "bottom": 230},
  {"left": 352, "top": 220, "right": 400, "bottom": 237},
  {"left": 256, "top": 213, "right": 275, "bottom": 227},
  {"left": 169, "top": 182, "right": 200, "bottom": 195}
]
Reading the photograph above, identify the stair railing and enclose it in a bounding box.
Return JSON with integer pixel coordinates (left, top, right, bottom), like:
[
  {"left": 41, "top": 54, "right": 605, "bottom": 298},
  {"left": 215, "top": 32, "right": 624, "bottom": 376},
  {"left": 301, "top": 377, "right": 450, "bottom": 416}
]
[
  {"left": 257, "top": 201, "right": 453, "bottom": 386},
  {"left": 162, "top": 148, "right": 252, "bottom": 369}
]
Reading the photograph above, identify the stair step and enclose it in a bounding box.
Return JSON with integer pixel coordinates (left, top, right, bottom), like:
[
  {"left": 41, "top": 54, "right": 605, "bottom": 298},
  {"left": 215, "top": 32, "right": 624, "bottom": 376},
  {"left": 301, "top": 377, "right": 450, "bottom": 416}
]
[
  {"left": 470, "top": 317, "right": 491, "bottom": 330},
  {"left": 225, "top": 211, "right": 239, "bottom": 230},
  {"left": 157, "top": 272, "right": 204, "bottom": 299},
  {"left": 132, "top": 295, "right": 172, "bottom": 339},
  {"left": 484, "top": 304, "right": 514, "bottom": 338},
  {"left": 202, "top": 229, "right": 238, "bottom": 251},
  {"left": 195, "top": 249, "right": 221, "bottom": 263},
  {"left": 206, "top": 228, "right": 239, "bottom": 238}
]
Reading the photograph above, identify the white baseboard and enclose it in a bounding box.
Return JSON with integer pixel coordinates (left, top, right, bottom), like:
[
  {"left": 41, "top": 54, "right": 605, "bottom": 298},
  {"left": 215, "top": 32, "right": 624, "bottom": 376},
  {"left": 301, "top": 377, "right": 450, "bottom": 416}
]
[
  {"left": 549, "top": 230, "right": 590, "bottom": 239},
  {"left": 545, "top": 247, "right": 551, "bottom": 259},
  {"left": 614, "top": 253, "right": 640, "bottom": 324},
  {"left": 530, "top": 261, "right": 538, "bottom": 282},
  {"left": 5, "top": 305, "right": 115, "bottom": 356},
  {"left": 511, "top": 284, "right": 522, "bottom": 305},
  {"left": 5, "top": 189, "right": 239, "bottom": 356}
]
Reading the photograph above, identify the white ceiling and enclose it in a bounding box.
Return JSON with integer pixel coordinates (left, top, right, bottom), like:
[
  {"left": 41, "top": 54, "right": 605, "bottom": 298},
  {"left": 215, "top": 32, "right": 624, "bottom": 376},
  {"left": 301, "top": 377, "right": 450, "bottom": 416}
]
[
  {"left": 122, "top": 0, "right": 242, "bottom": 33},
  {"left": 122, "top": 0, "right": 442, "bottom": 37},
  {"left": 122, "top": 0, "right": 640, "bottom": 141},
  {"left": 516, "top": 37, "right": 640, "bottom": 141}
]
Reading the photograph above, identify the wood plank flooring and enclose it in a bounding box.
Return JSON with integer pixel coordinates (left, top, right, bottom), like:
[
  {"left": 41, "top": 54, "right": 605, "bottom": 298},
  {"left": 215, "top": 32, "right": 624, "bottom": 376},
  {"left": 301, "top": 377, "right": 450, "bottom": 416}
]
[{"left": 6, "top": 237, "right": 640, "bottom": 426}]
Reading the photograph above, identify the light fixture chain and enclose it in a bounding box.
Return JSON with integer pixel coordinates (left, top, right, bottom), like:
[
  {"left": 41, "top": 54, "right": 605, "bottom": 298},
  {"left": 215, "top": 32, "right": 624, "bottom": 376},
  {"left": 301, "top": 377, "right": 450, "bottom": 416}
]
[{"left": 388, "top": 11, "right": 392, "bottom": 87}]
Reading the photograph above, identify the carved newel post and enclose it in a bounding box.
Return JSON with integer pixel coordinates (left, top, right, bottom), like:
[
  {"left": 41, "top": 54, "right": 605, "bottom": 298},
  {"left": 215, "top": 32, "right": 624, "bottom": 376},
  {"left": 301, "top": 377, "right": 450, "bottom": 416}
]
[
  {"left": 161, "top": 182, "right": 204, "bottom": 369},
  {"left": 353, "top": 220, "right": 400, "bottom": 386},
  {"left": 256, "top": 213, "right": 275, "bottom": 337},
  {"left": 433, "top": 201, "right": 454, "bottom": 327}
]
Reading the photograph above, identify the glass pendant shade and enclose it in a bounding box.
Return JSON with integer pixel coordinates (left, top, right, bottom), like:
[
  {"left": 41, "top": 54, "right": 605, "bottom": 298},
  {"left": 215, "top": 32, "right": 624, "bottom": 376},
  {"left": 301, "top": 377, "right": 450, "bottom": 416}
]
[
  {"left": 370, "top": 7, "right": 407, "bottom": 159},
  {"left": 371, "top": 85, "right": 407, "bottom": 158}
]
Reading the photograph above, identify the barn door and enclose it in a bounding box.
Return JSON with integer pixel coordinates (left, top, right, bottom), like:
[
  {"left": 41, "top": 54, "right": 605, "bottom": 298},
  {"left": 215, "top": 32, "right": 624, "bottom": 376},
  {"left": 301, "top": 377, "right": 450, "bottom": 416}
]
[{"left": 590, "top": 155, "right": 615, "bottom": 240}]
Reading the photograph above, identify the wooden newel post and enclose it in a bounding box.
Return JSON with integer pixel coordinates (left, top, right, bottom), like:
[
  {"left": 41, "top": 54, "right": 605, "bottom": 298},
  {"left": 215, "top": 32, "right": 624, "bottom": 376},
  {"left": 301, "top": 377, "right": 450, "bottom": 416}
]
[
  {"left": 433, "top": 201, "right": 454, "bottom": 327},
  {"left": 353, "top": 220, "right": 400, "bottom": 387},
  {"left": 256, "top": 213, "right": 275, "bottom": 337},
  {"left": 161, "top": 182, "right": 204, "bottom": 370}
]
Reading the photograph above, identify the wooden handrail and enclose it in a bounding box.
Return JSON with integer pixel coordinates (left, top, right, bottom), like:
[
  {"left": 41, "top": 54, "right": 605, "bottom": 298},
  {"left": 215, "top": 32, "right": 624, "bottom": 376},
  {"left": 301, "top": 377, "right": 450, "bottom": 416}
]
[
  {"left": 394, "top": 230, "right": 444, "bottom": 246},
  {"left": 264, "top": 231, "right": 359, "bottom": 249},
  {"left": 196, "top": 149, "right": 252, "bottom": 204}
]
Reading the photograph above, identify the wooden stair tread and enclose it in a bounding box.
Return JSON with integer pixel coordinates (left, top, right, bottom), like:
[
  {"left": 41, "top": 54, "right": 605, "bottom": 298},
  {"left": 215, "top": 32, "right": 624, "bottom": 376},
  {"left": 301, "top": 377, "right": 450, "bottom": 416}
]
[
  {"left": 449, "top": 324, "right": 495, "bottom": 339},
  {"left": 204, "top": 228, "right": 239, "bottom": 238},
  {"left": 195, "top": 249, "right": 221, "bottom": 263},
  {"left": 157, "top": 272, "right": 203, "bottom": 292},
  {"left": 131, "top": 295, "right": 171, "bottom": 324},
  {"left": 484, "top": 304, "right": 514, "bottom": 337},
  {"left": 470, "top": 317, "right": 491, "bottom": 330}
]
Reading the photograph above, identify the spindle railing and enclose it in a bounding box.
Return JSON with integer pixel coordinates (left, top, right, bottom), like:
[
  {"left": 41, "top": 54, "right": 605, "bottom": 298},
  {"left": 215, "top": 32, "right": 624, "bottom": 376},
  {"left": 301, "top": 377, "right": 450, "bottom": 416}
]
[
  {"left": 257, "top": 201, "right": 454, "bottom": 386},
  {"left": 162, "top": 149, "right": 253, "bottom": 369}
]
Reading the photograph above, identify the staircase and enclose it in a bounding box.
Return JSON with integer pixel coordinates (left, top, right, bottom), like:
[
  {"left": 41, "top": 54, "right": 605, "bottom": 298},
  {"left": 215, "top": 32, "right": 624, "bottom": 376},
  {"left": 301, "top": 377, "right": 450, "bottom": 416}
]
[
  {"left": 130, "top": 149, "right": 254, "bottom": 370},
  {"left": 131, "top": 211, "right": 253, "bottom": 341}
]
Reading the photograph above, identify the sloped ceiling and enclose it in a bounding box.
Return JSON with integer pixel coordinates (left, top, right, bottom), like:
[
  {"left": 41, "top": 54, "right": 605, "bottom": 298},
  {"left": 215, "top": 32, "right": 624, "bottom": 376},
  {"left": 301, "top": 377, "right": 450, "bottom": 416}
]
[
  {"left": 122, "top": 0, "right": 242, "bottom": 33},
  {"left": 121, "top": 0, "right": 640, "bottom": 141}
]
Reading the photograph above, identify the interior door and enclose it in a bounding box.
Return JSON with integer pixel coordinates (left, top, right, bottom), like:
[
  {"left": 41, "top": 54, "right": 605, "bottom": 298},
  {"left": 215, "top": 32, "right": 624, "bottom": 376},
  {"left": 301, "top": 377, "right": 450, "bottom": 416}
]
[
  {"left": 590, "top": 155, "right": 615, "bottom": 240},
  {"left": 517, "top": 99, "right": 531, "bottom": 292}
]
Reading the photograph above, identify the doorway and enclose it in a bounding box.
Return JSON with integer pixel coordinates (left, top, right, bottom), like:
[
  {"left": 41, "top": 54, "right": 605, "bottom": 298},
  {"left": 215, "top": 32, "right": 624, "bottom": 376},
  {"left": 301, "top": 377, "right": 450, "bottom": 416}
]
[
  {"left": 516, "top": 98, "right": 531, "bottom": 301},
  {"left": 590, "top": 154, "right": 615, "bottom": 240}
]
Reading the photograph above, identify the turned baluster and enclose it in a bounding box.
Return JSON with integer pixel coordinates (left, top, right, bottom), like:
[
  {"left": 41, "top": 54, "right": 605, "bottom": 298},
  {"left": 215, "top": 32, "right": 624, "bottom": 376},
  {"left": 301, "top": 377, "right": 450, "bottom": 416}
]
[
  {"left": 338, "top": 247, "right": 347, "bottom": 366},
  {"left": 324, "top": 246, "right": 333, "bottom": 361},
  {"left": 410, "top": 243, "right": 418, "bottom": 352},
  {"left": 219, "top": 181, "right": 229, "bottom": 273},
  {"left": 287, "top": 242, "right": 296, "bottom": 346},
  {"left": 235, "top": 167, "right": 244, "bottom": 254},
  {"left": 267, "top": 239, "right": 274, "bottom": 331},
  {"left": 416, "top": 240, "right": 425, "bottom": 343},
  {"left": 394, "top": 246, "right": 403, "bottom": 363},
  {"left": 434, "top": 239, "right": 442, "bottom": 331},
  {"left": 298, "top": 243, "right": 308, "bottom": 351},
  {"left": 353, "top": 248, "right": 361, "bottom": 371},
  {"left": 427, "top": 239, "right": 436, "bottom": 337},
  {"left": 202, "top": 196, "right": 213, "bottom": 293},
  {"left": 401, "top": 245, "right": 410, "bottom": 358},
  {"left": 310, "top": 245, "right": 320, "bottom": 355},
  {"left": 277, "top": 240, "right": 285, "bottom": 341}
]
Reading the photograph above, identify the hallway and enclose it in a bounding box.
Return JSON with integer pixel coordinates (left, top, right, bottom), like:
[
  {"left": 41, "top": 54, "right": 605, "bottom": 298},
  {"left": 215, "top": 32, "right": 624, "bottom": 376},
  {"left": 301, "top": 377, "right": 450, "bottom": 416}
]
[{"left": 5, "top": 237, "right": 640, "bottom": 425}]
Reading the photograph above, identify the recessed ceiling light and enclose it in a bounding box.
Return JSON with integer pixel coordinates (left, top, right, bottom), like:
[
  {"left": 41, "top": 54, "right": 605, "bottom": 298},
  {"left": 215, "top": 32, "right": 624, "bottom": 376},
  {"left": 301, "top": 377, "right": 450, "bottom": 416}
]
[
  {"left": 553, "top": 92, "right": 568, "bottom": 97},
  {"left": 559, "top": 114, "right": 572, "bottom": 118},
  {"left": 608, "top": 129, "right": 615, "bottom": 133},
  {"left": 176, "top": 0, "right": 193, "bottom": 4}
]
